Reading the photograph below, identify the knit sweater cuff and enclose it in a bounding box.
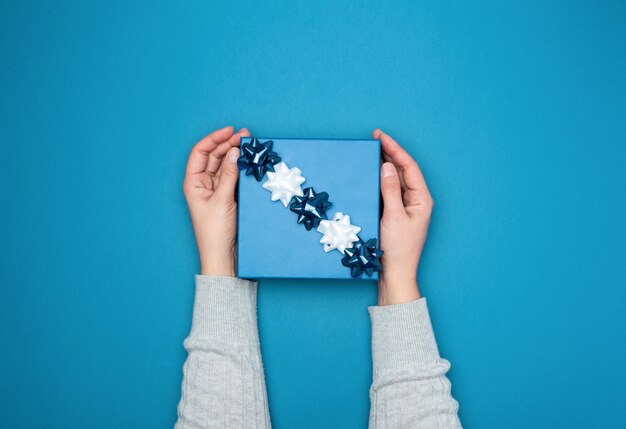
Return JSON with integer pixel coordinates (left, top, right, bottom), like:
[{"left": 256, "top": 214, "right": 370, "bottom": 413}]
[
  {"left": 368, "top": 298, "right": 441, "bottom": 369},
  {"left": 190, "top": 275, "right": 258, "bottom": 344}
]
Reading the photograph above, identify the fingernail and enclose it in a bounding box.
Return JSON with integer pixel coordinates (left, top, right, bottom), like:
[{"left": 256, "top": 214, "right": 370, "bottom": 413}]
[
  {"left": 382, "top": 163, "right": 396, "bottom": 177},
  {"left": 227, "top": 148, "right": 239, "bottom": 163}
]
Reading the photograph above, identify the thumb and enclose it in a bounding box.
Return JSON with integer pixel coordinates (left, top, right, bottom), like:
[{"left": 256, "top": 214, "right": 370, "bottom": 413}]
[
  {"left": 215, "top": 147, "right": 241, "bottom": 200},
  {"left": 381, "top": 162, "right": 405, "bottom": 214}
]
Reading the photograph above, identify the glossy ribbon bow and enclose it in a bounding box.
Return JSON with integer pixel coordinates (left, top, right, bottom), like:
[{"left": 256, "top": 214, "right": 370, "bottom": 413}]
[
  {"left": 289, "top": 187, "right": 333, "bottom": 230},
  {"left": 237, "top": 138, "right": 281, "bottom": 181},
  {"left": 341, "top": 238, "right": 384, "bottom": 278}
]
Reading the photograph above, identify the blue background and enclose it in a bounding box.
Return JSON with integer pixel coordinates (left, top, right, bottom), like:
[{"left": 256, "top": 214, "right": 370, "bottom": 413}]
[
  {"left": 1, "top": 0, "right": 625, "bottom": 428},
  {"left": 238, "top": 138, "right": 380, "bottom": 280}
]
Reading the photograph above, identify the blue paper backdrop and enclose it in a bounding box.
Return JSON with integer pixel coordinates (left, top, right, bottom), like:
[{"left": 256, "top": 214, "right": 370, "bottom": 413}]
[{"left": 1, "top": 1, "right": 625, "bottom": 428}]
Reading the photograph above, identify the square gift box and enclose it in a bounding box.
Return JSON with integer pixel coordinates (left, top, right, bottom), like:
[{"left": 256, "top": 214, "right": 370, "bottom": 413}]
[{"left": 237, "top": 137, "right": 381, "bottom": 280}]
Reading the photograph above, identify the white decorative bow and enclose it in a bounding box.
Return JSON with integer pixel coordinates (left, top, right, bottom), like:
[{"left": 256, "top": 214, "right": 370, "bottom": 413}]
[
  {"left": 317, "top": 212, "right": 361, "bottom": 254},
  {"left": 262, "top": 162, "right": 306, "bottom": 207}
]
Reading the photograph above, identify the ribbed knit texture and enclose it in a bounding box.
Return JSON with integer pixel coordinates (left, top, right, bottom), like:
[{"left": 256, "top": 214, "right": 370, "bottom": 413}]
[
  {"left": 175, "top": 276, "right": 461, "bottom": 428},
  {"left": 175, "top": 276, "right": 271, "bottom": 429},
  {"left": 369, "top": 298, "right": 440, "bottom": 369},
  {"left": 368, "top": 299, "right": 462, "bottom": 428},
  {"left": 189, "top": 275, "right": 259, "bottom": 343}
]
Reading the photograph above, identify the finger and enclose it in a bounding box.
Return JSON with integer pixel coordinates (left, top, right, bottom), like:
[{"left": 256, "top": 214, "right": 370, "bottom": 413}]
[
  {"left": 376, "top": 129, "right": 407, "bottom": 190},
  {"left": 214, "top": 147, "right": 241, "bottom": 200},
  {"left": 380, "top": 154, "right": 422, "bottom": 207},
  {"left": 186, "top": 125, "right": 234, "bottom": 176},
  {"left": 374, "top": 129, "right": 431, "bottom": 203},
  {"left": 207, "top": 128, "right": 249, "bottom": 175},
  {"left": 381, "top": 150, "right": 407, "bottom": 190},
  {"left": 380, "top": 162, "right": 405, "bottom": 214}
]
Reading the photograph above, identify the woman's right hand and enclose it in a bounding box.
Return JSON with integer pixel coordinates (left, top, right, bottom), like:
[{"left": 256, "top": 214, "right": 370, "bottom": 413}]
[
  {"left": 374, "top": 129, "right": 434, "bottom": 306},
  {"left": 183, "top": 125, "right": 250, "bottom": 277}
]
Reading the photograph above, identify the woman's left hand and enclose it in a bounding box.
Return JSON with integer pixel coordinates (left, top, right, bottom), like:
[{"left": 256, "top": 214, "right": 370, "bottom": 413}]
[{"left": 183, "top": 125, "right": 250, "bottom": 277}]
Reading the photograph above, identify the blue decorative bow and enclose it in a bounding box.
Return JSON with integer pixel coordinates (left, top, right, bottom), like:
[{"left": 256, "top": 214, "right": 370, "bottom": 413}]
[
  {"left": 237, "top": 138, "right": 281, "bottom": 181},
  {"left": 289, "top": 187, "right": 333, "bottom": 230},
  {"left": 341, "top": 238, "right": 384, "bottom": 278}
]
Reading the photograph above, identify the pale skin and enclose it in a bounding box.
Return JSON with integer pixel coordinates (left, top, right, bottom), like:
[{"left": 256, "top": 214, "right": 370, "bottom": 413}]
[{"left": 183, "top": 126, "right": 433, "bottom": 305}]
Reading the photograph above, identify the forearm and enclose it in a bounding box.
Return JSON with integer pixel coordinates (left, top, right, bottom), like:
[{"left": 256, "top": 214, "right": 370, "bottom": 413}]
[
  {"left": 175, "top": 276, "right": 271, "bottom": 429},
  {"left": 368, "top": 298, "right": 461, "bottom": 429}
]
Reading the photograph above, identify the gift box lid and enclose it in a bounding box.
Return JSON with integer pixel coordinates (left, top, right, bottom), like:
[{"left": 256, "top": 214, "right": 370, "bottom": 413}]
[{"left": 237, "top": 137, "right": 381, "bottom": 280}]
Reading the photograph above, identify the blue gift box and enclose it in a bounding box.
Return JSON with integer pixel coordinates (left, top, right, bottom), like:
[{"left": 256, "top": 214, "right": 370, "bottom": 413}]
[{"left": 237, "top": 137, "right": 381, "bottom": 280}]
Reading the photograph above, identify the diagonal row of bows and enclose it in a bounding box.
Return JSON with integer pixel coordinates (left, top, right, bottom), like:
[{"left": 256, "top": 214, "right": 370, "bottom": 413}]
[{"left": 238, "top": 138, "right": 383, "bottom": 278}]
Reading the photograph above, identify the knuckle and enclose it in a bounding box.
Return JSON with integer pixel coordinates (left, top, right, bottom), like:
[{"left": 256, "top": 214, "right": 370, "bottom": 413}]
[
  {"left": 222, "top": 166, "right": 238, "bottom": 177},
  {"left": 423, "top": 201, "right": 434, "bottom": 216},
  {"left": 183, "top": 185, "right": 190, "bottom": 198},
  {"left": 382, "top": 180, "right": 401, "bottom": 193},
  {"left": 190, "top": 141, "right": 208, "bottom": 157},
  {"left": 384, "top": 210, "right": 404, "bottom": 222}
]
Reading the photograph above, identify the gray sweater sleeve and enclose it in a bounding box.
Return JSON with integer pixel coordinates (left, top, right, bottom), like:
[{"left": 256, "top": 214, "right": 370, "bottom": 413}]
[
  {"left": 174, "top": 275, "right": 271, "bottom": 429},
  {"left": 368, "top": 298, "right": 462, "bottom": 428},
  {"left": 175, "top": 276, "right": 460, "bottom": 428}
]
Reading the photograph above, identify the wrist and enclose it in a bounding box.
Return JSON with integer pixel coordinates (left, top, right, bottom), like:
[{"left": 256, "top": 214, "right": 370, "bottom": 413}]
[
  {"left": 199, "top": 252, "right": 236, "bottom": 277},
  {"left": 378, "top": 273, "right": 420, "bottom": 306}
]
